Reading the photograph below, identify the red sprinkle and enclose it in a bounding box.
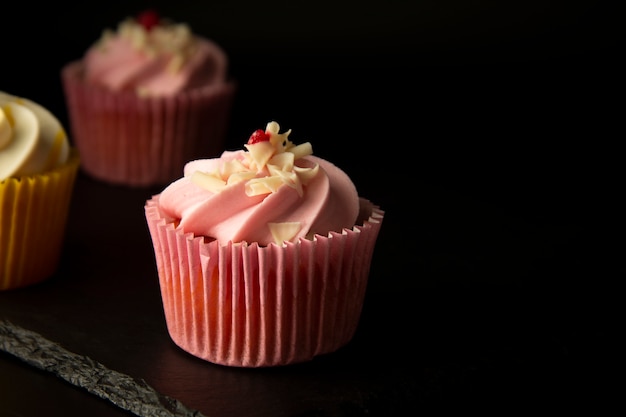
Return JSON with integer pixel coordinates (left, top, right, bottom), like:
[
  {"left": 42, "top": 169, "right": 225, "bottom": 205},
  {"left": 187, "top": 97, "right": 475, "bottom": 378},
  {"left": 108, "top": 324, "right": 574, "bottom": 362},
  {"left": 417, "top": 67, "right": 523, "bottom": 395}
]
[
  {"left": 247, "top": 129, "right": 270, "bottom": 144},
  {"left": 137, "top": 9, "right": 160, "bottom": 31}
]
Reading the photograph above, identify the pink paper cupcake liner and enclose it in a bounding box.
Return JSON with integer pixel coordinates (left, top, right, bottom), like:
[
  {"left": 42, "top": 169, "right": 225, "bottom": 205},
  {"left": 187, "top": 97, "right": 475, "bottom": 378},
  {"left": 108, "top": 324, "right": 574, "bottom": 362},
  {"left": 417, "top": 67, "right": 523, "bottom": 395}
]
[
  {"left": 145, "top": 196, "right": 384, "bottom": 367},
  {"left": 61, "top": 61, "right": 235, "bottom": 187}
]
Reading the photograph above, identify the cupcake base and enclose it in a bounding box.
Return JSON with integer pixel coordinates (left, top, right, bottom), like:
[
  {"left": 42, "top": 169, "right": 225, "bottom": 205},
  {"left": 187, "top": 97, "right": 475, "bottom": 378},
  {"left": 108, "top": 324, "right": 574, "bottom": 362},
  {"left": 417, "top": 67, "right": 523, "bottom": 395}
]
[
  {"left": 145, "top": 196, "right": 384, "bottom": 367},
  {"left": 61, "top": 61, "right": 236, "bottom": 187}
]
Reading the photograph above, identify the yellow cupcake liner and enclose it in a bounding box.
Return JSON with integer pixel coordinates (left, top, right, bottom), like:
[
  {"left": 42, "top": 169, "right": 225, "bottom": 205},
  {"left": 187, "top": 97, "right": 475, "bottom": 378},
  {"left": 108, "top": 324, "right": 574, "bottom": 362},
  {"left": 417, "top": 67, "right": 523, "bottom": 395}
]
[{"left": 0, "top": 148, "right": 80, "bottom": 290}]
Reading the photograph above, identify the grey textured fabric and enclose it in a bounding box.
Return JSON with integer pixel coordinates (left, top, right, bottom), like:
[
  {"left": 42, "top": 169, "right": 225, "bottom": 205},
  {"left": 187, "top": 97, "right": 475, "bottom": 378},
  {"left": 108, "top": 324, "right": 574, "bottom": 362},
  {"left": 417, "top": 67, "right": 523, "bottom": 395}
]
[{"left": 0, "top": 319, "right": 205, "bottom": 417}]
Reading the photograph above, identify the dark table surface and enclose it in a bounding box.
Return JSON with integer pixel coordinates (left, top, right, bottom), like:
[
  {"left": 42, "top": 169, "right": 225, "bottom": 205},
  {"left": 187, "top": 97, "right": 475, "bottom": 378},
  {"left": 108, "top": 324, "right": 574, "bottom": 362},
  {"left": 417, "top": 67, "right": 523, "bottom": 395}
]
[
  {"left": 0, "top": 167, "right": 620, "bottom": 416},
  {"left": 1, "top": 1, "right": 621, "bottom": 415}
]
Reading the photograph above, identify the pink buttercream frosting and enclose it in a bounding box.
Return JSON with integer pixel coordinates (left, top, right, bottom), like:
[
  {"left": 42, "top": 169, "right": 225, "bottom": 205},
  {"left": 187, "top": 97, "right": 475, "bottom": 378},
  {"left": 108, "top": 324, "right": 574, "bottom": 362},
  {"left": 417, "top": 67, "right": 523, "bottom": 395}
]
[
  {"left": 83, "top": 12, "right": 227, "bottom": 96},
  {"left": 157, "top": 121, "right": 360, "bottom": 246}
]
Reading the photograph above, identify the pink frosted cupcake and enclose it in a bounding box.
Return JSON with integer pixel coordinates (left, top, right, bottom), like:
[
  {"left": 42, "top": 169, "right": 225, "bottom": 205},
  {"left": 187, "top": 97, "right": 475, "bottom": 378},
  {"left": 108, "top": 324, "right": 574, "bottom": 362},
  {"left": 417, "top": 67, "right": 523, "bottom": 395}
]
[
  {"left": 1, "top": 91, "right": 80, "bottom": 290},
  {"left": 61, "top": 10, "right": 235, "bottom": 187},
  {"left": 145, "top": 121, "right": 384, "bottom": 367}
]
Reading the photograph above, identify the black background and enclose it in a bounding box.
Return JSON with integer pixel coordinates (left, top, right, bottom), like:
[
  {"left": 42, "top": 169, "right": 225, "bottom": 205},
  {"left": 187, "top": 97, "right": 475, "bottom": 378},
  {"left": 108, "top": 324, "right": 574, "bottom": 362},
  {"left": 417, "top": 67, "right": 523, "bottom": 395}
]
[
  {"left": 1, "top": 1, "right": 622, "bottom": 415},
  {"left": 1, "top": 1, "right": 622, "bottom": 226}
]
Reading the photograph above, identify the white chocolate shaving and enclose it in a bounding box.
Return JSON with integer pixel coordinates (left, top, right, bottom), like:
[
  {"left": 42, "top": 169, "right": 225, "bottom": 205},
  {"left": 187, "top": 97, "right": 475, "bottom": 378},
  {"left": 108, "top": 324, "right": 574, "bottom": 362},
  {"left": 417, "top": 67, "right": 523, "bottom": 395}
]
[
  {"left": 267, "top": 152, "right": 294, "bottom": 172},
  {"left": 226, "top": 171, "right": 256, "bottom": 186},
  {"left": 289, "top": 142, "right": 313, "bottom": 160},
  {"left": 268, "top": 222, "right": 302, "bottom": 246},
  {"left": 167, "top": 53, "right": 184, "bottom": 73},
  {"left": 294, "top": 164, "right": 319, "bottom": 185},
  {"left": 244, "top": 141, "right": 275, "bottom": 170},
  {"left": 245, "top": 176, "right": 285, "bottom": 196},
  {"left": 190, "top": 170, "right": 226, "bottom": 193}
]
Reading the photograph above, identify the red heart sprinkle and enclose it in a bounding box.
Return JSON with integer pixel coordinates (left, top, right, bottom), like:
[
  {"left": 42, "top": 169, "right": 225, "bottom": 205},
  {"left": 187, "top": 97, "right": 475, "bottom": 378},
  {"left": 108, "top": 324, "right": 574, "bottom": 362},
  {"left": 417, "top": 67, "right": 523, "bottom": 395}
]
[
  {"left": 247, "top": 129, "right": 270, "bottom": 144},
  {"left": 137, "top": 9, "right": 160, "bottom": 31}
]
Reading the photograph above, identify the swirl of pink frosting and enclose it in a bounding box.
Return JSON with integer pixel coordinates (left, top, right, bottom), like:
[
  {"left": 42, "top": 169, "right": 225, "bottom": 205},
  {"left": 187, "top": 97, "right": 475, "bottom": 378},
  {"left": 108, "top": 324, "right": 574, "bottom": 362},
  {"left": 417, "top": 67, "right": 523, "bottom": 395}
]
[
  {"left": 83, "top": 12, "right": 227, "bottom": 96},
  {"left": 157, "top": 121, "right": 360, "bottom": 246}
]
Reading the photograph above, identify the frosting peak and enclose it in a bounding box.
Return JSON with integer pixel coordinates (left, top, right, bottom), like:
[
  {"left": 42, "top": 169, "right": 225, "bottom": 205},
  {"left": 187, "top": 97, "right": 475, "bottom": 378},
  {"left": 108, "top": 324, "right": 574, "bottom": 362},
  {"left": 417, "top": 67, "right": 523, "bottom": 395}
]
[
  {"left": 83, "top": 12, "right": 227, "bottom": 97},
  {"left": 99, "top": 15, "right": 196, "bottom": 72},
  {"left": 158, "top": 121, "right": 360, "bottom": 246},
  {"left": 191, "top": 121, "right": 317, "bottom": 198},
  {"left": 0, "top": 91, "right": 70, "bottom": 181}
]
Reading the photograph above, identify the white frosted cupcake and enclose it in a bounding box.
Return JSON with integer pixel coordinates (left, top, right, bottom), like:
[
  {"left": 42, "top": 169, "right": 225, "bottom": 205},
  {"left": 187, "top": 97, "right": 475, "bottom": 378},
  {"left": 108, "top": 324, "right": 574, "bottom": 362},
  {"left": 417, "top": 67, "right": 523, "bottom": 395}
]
[
  {"left": 145, "top": 121, "right": 384, "bottom": 367},
  {"left": 61, "top": 10, "right": 235, "bottom": 187},
  {"left": 1, "top": 91, "right": 80, "bottom": 290}
]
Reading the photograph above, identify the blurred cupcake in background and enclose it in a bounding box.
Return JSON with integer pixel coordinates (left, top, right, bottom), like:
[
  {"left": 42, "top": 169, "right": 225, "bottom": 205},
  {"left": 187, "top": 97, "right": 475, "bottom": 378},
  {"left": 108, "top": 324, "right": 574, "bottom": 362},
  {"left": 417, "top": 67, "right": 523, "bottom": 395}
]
[
  {"left": 61, "top": 9, "right": 235, "bottom": 187},
  {"left": 1, "top": 91, "right": 80, "bottom": 291}
]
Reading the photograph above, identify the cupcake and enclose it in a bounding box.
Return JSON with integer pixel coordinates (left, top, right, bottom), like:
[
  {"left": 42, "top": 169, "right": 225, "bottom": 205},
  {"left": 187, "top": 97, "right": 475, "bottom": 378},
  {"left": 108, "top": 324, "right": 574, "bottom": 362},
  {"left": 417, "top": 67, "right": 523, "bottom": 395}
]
[
  {"left": 0, "top": 91, "right": 80, "bottom": 291},
  {"left": 145, "top": 121, "right": 384, "bottom": 367},
  {"left": 61, "top": 10, "right": 235, "bottom": 187}
]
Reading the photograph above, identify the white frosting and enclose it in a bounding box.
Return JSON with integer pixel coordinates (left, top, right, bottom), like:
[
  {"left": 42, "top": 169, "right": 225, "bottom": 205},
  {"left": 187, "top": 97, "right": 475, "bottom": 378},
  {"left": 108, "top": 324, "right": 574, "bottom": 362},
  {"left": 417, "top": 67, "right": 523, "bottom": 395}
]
[{"left": 0, "top": 91, "right": 70, "bottom": 181}]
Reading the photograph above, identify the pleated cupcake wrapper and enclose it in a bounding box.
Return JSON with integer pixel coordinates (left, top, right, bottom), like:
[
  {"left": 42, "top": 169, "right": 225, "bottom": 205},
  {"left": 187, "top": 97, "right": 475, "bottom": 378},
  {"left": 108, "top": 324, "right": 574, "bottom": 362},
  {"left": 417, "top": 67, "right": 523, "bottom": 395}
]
[
  {"left": 145, "top": 196, "right": 384, "bottom": 367},
  {"left": 61, "top": 61, "right": 235, "bottom": 187},
  {"left": 0, "top": 149, "right": 80, "bottom": 290}
]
